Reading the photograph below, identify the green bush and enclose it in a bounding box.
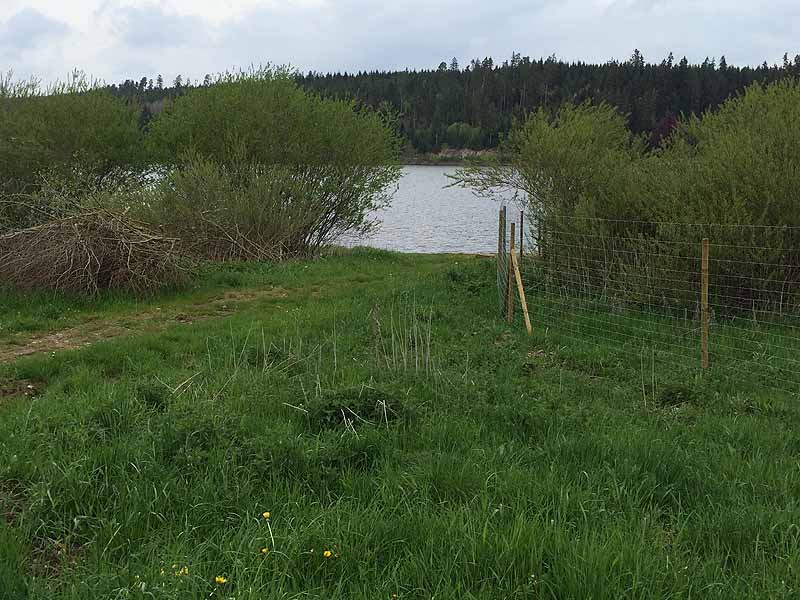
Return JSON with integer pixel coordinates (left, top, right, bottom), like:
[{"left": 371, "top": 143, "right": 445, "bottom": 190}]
[
  {"left": 458, "top": 79, "right": 800, "bottom": 314},
  {"left": 0, "top": 74, "right": 144, "bottom": 213},
  {"left": 0, "top": 74, "right": 145, "bottom": 233},
  {"left": 674, "top": 79, "right": 800, "bottom": 227},
  {"left": 145, "top": 69, "right": 401, "bottom": 257}
]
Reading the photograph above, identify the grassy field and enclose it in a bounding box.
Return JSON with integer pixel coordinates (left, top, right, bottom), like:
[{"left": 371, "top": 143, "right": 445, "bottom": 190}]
[{"left": 1, "top": 249, "right": 799, "bottom": 599}]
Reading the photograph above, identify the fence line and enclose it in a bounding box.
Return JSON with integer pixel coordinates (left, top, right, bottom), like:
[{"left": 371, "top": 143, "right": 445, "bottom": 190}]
[{"left": 496, "top": 207, "right": 800, "bottom": 397}]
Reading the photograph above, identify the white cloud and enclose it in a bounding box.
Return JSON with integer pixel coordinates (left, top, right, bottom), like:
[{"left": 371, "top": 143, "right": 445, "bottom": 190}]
[
  {"left": 0, "top": 8, "right": 68, "bottom": 58},
  {"left": 0, "top": 1, "right": 797, "bottom": 84}
]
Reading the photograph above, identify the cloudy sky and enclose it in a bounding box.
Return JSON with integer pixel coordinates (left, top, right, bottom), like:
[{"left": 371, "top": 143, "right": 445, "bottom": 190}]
[{"left": 1, "top": 0, "right": 797, "bottom": 84}]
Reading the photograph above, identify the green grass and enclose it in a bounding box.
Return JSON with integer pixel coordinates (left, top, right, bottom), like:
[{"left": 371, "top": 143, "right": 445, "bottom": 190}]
[{"left": 1, "top": 248, "right": 800, "bottom": 598}]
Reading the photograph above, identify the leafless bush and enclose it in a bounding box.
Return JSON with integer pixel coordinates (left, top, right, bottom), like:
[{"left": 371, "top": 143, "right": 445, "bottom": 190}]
[{"left": 0, "top": 209, "right": 190, "bottom": 296}]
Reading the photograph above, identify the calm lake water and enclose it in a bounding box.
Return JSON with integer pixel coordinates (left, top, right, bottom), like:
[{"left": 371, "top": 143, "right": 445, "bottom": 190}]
[{"left": 345, "top": 166, "right": 515, "bottom": 254}]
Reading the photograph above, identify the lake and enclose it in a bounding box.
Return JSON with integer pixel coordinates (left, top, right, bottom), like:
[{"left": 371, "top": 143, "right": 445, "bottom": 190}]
[{"left": 344, "top": 165, "right": 516, "bottom": 254}]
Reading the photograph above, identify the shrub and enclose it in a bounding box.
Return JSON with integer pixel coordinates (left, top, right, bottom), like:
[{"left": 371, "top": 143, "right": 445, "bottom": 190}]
[
  {"left": 457, "top": 80, "right": 800, "bottom": 314},
  {"left": 0, "top": 73, "right": 145, "bottom": 207},
  {"left": 145, "top": 68, "right": 401, "bottom": 257},
  {"left": 673, "top": 79, "right": 800, "bottom": 227},
  {"left": 0, "top": 74, "right": 146, "bottom": 238},
  {"left": 145, "top": 155, "right": 396, "bottom": 261}
]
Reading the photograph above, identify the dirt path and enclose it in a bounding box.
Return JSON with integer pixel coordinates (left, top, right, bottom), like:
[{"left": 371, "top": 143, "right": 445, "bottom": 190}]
[{"left": 0, "top": 287, "right": 288, "bottom": 364}]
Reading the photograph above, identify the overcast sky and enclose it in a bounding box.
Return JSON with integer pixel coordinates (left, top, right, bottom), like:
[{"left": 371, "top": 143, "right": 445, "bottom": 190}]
[{"left": 1, "top": 0, "right": 797, "bottom": 84}]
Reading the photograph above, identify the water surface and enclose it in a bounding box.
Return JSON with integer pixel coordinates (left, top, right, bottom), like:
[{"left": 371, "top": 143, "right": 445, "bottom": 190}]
[{"left": 346, "top": 166, "right": 514, "bottom": 254}]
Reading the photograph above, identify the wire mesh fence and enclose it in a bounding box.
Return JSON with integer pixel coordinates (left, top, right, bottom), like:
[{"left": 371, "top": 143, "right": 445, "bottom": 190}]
[{"left": 497, "top": 206, "right": 800, "bottom": 397}]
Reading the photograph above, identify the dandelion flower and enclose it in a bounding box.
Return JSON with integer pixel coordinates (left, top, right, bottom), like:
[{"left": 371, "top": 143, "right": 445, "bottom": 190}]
[
  {"left": 215, "top": 576, "right": 228, "bottom": 585},
  {"left": 323, "top": 550, "right": 333, "bottom": 558},
  {"left": 262, "top": 511, "right": 271, "bottom": 520},
  {"left": 179, "top": 566, "right": 189, "bottom": 576},
  {"left": 261, "top": 547, "right": 269, "bottom": 555}
]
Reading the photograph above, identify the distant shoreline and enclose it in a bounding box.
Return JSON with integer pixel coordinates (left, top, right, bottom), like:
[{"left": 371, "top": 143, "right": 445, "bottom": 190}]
[{"left": 403, "top": 148, "right": 496, "bottom": 167}]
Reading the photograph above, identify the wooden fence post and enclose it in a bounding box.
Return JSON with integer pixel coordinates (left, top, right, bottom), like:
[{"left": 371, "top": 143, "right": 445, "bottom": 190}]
[
  {"left": 511, "top": 251, "right": 532, "bottom": 335},
  {"left": 499, "top": 207, "right": 507, "bottom": 315},
  {"left": 507, "top": 222, "right": 516, "bottom": 324},
  {"left": 497, "top": 207, "right": 505, "bottom": 257},
  {"left": 701, "top": 238, "right": 710, "bottom": 370}
]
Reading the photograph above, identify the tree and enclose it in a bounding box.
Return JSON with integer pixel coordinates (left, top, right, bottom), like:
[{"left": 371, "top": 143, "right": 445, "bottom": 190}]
[
  {"left": 156, "top": 74, "right": 164, "bottom": 89},
  {"left": 106, "top": 51, "right": 798, "bottom": 155}
]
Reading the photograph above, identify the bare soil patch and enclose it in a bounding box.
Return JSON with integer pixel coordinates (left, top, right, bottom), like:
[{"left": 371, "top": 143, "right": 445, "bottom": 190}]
[
  {"left": 0, "top": 378, "right": 41, "bottom": 400},
  {"left": 0, "top": 287, "right": 289, "bottom": 363}
]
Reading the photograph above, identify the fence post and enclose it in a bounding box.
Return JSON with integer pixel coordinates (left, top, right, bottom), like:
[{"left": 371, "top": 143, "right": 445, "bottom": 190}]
[
  {"left": 519, "top": 210, "right": 524, "bottom": 261},
  {"left": 507, "top": 222, "right": 516, "bottom": 324},
  {"left": 701, "top": 238, "right": 710, "bottom": 370},
  {"left": 497, "top": 207, "right": 505, "bottom": 257},
  {"left": 511, "top": 251, "right": 532, "bottom": 335},
  {"left": 499, "top": 207, "right": 507, "bottom": 316},
  {"left": 538, "top": 219, "right": 544, "bottom": 258}
]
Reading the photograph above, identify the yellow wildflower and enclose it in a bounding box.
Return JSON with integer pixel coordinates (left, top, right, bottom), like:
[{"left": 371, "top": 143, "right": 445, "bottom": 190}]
[
  {"left": 262, "top": 511, "right": 271, "bottom": 520},
  {"left": 323, "top": 550, "right": 333, "bottom": 558},
  {"left": 261, "top": 547, "right": 269, "bottom": 555},
  {"left": 179, "top": 566, "right": 189, "bottom": 576},
  {"left": 215, "top": 576, "right": 228, "bottom": 585}
]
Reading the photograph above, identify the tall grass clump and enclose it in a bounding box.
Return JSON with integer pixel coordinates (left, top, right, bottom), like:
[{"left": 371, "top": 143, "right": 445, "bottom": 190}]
[
  {"left": 457, "top": 78, "right": 800, "bottom": 315},
  {"left": 145, "top": 68, "right": 402, "bottom": 259}
]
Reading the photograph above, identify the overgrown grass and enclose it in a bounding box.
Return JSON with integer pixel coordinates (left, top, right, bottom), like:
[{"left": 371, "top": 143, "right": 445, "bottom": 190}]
[{"left": 1, "top": 250, "right": 800, "bottom": 598}]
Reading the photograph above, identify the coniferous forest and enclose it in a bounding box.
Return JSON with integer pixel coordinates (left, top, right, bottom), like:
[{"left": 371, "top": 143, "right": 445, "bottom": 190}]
[{"left": 108, "top": 50, "right": 800, "bottom": 153}]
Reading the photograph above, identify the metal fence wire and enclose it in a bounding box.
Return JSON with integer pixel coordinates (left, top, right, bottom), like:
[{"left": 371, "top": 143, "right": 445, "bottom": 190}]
[{"left": 497, "top": 206, "right": 800, "bottom": 398}]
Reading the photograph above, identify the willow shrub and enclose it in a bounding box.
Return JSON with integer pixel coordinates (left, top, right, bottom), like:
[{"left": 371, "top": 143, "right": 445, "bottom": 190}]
[
  {"left": 457, "top": 79, "right": 800, "bottom": 314},
  {"left": 0, "top": 74, "right": 145, "bottom": 230},
  {"left": 0, "top": 74, "right": 144, "bottom": 193},
  {"left": 146, "top": 69, "right": 401, "bottom": 258}
]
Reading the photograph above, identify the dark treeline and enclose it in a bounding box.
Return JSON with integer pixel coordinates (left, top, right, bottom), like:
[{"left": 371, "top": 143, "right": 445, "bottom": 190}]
[{"left": 109, "top": 51, "right": 800, "bottom": 153}]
